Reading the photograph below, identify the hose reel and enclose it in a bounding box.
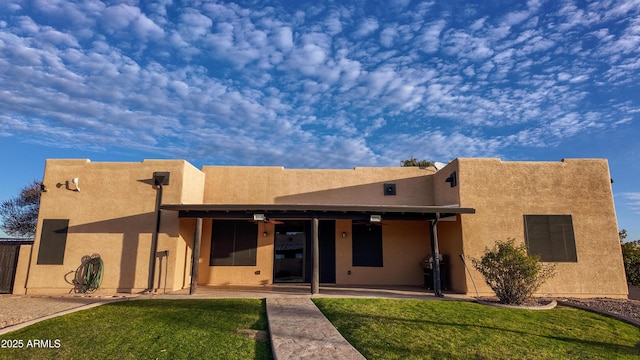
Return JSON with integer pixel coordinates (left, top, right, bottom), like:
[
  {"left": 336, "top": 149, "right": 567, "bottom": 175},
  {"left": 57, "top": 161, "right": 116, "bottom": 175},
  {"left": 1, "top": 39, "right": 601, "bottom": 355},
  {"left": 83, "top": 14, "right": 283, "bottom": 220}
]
[{"left": 74, "top": 254, "right": 103, "bottom": 294}]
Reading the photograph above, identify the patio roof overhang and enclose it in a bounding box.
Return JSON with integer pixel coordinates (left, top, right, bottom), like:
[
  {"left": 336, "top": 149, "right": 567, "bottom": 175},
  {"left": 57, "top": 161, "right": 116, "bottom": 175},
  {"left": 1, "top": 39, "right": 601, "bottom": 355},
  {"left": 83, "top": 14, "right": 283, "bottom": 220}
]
[{"left": 160, "top": 203, "right": 475, "bottom": 221}]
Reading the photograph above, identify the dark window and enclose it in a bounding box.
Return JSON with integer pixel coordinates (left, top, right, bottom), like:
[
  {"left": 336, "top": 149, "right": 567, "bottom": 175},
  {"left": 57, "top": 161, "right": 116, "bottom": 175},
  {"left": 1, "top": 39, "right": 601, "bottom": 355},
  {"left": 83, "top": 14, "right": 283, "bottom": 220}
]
[
  {"left": 352, "top": 223, "right": 383, "bottom": 267},
  {"left": 210, "top": 220, "right": 258, "bottom": 266},
  {"left": 524, "top": 215, "right": 577, "bottom": 262},
  {"left": 37, "top": 219, "right": 69, "bottom": 265}
]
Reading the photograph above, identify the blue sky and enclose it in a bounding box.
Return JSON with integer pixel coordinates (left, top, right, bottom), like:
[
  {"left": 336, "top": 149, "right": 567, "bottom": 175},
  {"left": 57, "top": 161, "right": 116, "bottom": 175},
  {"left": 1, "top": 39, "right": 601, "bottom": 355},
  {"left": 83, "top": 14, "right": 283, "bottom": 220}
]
[{"left": 0, "top": 0, "right": 639, "bottom": 240}]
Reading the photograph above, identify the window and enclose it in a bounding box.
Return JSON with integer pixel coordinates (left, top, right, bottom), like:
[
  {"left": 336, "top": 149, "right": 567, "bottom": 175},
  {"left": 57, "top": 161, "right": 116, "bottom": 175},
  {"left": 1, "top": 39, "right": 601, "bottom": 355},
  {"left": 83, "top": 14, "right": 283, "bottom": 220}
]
[
  {"left": 524, "top": 215, "right": 577, "bottom": 262},
  {"left": 210, "top": 220, "right": 258, "bottom": 266},
  {"left": 352, "top": 223, "right": 383, "bottom": 267},
  {"left": 37, "top": 219, "right": 69, "bottom": 265}
]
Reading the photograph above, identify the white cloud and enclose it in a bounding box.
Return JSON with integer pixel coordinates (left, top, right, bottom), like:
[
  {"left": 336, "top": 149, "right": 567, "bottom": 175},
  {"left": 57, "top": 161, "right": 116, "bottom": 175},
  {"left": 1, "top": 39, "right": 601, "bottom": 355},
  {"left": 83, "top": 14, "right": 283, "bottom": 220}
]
[
  {"left": 619, "top": 192, "right": 640, "bottom": 213},
  {"left": 418, "top": 20, "right": 445, "bottom": 53},
  {"left": 0, "top": 0, "right": 638, "bottom": 170},
  {"left": 101, "top": 4, "right": 140, "bottom": 33},
  {"left": 503, "top": 11, "right": 529, "bottom": 26},
  {"left": 442, "top": 30, "right": 494, "bottom": 60},
  {"left": 470, "top": 17, "right": 487, "bottom": 31},
  {"left": 178, "top": 11, "right": 212, "bottom": 40},
  {"left": 324, "top": 11, "right": 344, "bottom": 35},
  {"left": 354, "top": 17, "right": 379, "bottom": 38},
  {"left": 380, "top": 25, "right": 397, "bottom": 48},
  {"left": 273, "top": 26, "right": 293, "bottom": 50},
  {"left": 101, "top": 4, "right": 164, "bottom": 40}
]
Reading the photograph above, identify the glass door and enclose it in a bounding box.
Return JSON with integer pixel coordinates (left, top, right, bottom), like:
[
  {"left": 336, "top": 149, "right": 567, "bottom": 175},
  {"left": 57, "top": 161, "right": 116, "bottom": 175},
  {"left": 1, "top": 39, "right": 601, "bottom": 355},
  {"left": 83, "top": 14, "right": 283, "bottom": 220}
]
[{"left": 273, "top": 222, "right": 306, "bottom": 282}]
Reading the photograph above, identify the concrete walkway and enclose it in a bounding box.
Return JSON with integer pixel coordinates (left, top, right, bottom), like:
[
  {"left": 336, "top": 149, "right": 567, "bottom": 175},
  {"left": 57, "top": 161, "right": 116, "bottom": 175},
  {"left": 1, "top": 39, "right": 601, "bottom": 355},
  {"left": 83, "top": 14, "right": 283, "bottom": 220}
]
[{"left": 267, "top": 297, "right": 365, "bottom": 360}]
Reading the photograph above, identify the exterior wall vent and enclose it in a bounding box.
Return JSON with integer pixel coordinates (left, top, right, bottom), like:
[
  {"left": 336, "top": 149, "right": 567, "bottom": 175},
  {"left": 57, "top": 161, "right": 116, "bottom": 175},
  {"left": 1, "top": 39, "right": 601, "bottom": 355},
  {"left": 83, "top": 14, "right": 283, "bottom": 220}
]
[{"left": 384, "top": 183, "right": 396, "bottom": 195}]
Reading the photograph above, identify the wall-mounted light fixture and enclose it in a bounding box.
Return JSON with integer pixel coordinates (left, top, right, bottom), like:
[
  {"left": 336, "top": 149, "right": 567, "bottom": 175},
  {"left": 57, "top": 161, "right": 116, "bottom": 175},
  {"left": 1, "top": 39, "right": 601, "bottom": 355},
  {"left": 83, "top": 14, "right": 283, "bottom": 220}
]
[
  {"left": 71, "top": 177, "right": 80, "bottom": 192},
  {"left": 341, "top": 231, "right": 347, "bottom": 238},
  {"left": 254, "top": 213, "right": 266, "bottom": 222},
  {"left": 263, "top": 231, "right": 268, "bottom": 238},
  {"left": 370, "top": 215, "right": 382, "bottom": 223},
  {"left": 445, "top": 171, "right": 457, "bottom": 188}
]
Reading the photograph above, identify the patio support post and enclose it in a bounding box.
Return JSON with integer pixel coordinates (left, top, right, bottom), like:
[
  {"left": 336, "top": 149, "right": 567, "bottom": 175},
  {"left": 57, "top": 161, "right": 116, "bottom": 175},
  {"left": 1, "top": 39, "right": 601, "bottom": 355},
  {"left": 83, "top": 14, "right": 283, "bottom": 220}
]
[
  {"left": 430, "top": 213, "right": 444, "bottom": 297},
  {"left": 311, "top": 217, "right": 319, "bottom": 294},
  {"left": 190, "top": 217, "right": 203, "bottom": 295}
]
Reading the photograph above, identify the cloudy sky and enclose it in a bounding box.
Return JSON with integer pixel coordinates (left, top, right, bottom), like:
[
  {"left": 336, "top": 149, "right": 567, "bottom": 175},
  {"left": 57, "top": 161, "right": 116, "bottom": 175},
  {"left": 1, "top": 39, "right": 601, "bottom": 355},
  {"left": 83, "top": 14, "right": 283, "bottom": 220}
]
[{"left": 0, "top": 0, "right": 639, "bottom": 239}]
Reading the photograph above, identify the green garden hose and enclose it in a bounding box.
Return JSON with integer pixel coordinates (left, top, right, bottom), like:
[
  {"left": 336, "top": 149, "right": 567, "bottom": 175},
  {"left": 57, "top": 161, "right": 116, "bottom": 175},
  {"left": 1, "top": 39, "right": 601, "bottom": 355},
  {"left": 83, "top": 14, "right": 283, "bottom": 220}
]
[{"left": 74, "top": 254, "right": 104, "bottom": 294}]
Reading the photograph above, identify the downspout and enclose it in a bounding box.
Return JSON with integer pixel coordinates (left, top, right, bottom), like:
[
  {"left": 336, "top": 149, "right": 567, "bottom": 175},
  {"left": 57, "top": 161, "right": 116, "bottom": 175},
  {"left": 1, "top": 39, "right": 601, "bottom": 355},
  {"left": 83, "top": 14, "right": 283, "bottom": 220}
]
[
  {"left": 148, "top": 171, "right": 169, "bottom": 293},
  {"left": 429, "top": 212, "right": 444, "bottom": 297},
  {"left": 148, "top": 182, "right": 163, "bottom": 292}
]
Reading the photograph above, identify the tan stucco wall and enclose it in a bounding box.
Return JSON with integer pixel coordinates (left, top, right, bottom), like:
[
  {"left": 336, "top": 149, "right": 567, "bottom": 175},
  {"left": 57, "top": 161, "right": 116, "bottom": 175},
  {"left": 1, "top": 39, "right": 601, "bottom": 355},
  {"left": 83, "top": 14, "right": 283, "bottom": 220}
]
[
  {"left": 177, "top": 219, "right": 196, "bottom": 290},
  {"left": 202, "top": 166, "right": 437, "bottom": 205},
  {"left": 336, "top": 220, "right": 430, "bottom": 286},
  {"left": 435, "top": 216, "right": 467, "bottom": 293},
  {"left": 26, "top": 159, "right": 204, "bottom": 294},
  {"left": 24, "top": 157, "right": 626, "bottom": 297},
  {"left": 432, "top": 160, "right": 461, "bottom": 206},
  {"left": 193, "top": 218, "right": 431, "bottom": 287},
  {"left": 457, "top": 158, "right": 627, "bottom": 298},
  {"left": 197, "top": 219, "right": 275, "bottom": 286},
  {"left": 11, "top": 244, "right": 33, "bottom": 295}
]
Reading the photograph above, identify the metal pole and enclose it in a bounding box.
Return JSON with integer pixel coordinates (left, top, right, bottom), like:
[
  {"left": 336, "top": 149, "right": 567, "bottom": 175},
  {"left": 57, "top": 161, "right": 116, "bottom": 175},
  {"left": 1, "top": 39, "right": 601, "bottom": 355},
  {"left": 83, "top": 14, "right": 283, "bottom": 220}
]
[
  {"left": 430, "top": 213, "right": 443, "bottom": 297},
  {"left": 311, "top": 217, "right": 319, "bottom": 294},
  {"left": 190, "top": 218, "right": 203, "bottom": 295}
]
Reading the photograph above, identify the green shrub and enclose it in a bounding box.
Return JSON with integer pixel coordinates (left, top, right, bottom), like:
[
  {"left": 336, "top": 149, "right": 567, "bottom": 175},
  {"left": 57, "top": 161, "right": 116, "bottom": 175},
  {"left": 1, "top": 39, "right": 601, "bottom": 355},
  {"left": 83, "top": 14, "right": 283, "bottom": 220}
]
[
  {"left": 621, "top": 239, "right": 640, "bottom": 286},
  {"left": 472, "top": 239, "right": 555, "bottom": 305}
]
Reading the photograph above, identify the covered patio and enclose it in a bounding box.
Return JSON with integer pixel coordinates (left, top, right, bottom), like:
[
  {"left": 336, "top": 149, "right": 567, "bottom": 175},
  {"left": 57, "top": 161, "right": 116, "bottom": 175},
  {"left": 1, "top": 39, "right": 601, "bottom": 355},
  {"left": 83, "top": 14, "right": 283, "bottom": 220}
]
[{"left": 161, "top": 203, "right": 475, "bottom": 297}]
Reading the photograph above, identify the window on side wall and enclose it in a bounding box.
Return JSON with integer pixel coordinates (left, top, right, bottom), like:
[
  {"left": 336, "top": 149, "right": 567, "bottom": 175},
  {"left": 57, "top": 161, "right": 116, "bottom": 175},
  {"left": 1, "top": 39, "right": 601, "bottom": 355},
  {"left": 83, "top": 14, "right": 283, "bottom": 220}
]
[
  {"left": 352, "top": 223, "right": 383, "bottom": 267},
  {"left": 37, "top": 219, "right": 69, "bottom": 265},
  {"left": 210, "top": 220, "right": 258, "bottom": 266},
  {"left": 524, "top": 215, "right": 577, "bottom": 262}
]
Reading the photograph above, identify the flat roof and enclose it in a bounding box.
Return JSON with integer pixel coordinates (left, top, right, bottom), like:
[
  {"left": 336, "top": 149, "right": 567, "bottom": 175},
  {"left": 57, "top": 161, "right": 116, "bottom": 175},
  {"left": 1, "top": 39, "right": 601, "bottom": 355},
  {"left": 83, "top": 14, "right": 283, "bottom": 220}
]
[{"left": 161, "top": 203, "right": 475, "bottom": 220}]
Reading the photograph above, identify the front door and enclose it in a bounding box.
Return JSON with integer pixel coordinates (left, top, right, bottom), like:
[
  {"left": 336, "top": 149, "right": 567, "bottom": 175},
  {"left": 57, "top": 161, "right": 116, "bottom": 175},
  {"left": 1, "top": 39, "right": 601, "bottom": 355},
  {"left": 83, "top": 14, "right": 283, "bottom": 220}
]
[
  {"left": 274, "top": 221, "right": 307, "bottom": 282},
  {"left": 319, "top": 220, "right": 336, "bottom": 283},
  {"left": 273, "top": 220, "right": 336, "bottom": 283}
]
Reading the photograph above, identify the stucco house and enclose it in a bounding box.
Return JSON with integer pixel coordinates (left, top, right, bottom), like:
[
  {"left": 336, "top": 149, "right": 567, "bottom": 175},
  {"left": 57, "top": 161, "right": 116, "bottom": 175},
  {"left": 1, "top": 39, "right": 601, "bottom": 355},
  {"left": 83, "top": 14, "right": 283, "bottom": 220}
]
[{"left": 11, "top": 158, "right": 628, "bottom": 298}]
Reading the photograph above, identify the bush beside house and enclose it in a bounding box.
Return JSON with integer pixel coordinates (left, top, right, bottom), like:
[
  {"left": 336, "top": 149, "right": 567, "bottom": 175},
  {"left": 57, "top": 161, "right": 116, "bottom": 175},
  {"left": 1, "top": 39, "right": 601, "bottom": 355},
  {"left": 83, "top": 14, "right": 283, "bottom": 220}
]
[{"left": 472, "top": 239, "right": 555, "bottom": 305}]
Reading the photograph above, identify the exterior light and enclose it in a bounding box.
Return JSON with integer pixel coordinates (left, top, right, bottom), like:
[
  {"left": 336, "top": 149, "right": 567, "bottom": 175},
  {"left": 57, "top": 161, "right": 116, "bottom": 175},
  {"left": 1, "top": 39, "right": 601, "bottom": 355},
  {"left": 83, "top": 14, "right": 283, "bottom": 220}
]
[
  {"left": 342, "top": 231, "right": 347, "bottom": 238},
  {"left": 72, "top": 177, "right": 80, "bottom": 192},
  {"left": 263, "top": 231, "right": 268, "bottom": 238},
  {"left": 445, "top": 171, "right": 457, "bottom": 187},
  {"left": 254, "top": 213, "right": 266, "bottom": 222},
  {"left": 370, "top": 215, "right": 382, "bottom": 223}
]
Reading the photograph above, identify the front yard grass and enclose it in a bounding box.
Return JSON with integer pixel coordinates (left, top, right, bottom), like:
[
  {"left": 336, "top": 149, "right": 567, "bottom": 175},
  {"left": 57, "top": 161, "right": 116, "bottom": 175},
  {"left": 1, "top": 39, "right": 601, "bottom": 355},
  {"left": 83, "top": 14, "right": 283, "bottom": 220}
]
[
  {"left": 0, "top": 299, "right": 271, "bottom": 360},
  {"left": 313, "top": 298, "right": 640, "bottom": 359}
]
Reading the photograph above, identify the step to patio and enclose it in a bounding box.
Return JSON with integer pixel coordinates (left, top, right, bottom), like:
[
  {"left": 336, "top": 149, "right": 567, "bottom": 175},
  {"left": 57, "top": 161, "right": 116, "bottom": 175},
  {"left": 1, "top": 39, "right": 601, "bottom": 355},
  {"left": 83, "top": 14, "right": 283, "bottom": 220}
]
[{"left": 266, "top": 297, "right": 366, "bottom": 360}]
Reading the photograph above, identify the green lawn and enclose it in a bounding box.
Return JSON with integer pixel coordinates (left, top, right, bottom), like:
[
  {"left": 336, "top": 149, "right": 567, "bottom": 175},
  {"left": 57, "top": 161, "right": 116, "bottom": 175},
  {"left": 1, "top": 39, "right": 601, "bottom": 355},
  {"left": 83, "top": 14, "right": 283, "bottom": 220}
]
[
  {"left": 3, "top": 297, "right": 639, "bottom": 360},
  {"left": 313, "top": 298, "right": 640, "bottom": 360},
  {"left": 0, "top": 299, "right": 272, "bottom": 360}
]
